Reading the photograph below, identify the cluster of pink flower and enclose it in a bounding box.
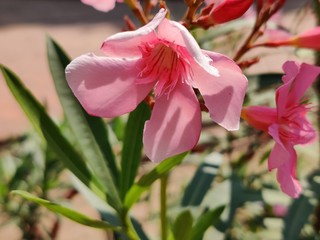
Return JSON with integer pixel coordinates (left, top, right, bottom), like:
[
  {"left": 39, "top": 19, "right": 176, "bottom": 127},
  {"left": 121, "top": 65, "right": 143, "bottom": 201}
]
[{"left": 66, "top": 0, "right": 320, "bottom": 198}]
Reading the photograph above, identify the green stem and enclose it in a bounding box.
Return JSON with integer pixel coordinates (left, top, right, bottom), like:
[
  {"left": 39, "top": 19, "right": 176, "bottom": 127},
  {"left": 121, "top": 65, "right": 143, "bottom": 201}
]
[
  {"left": 120, "top": 210, "right": 140, "bottom": 240},
  {"left": 160, "top": 174, "right": 169, "bottom": 240}
]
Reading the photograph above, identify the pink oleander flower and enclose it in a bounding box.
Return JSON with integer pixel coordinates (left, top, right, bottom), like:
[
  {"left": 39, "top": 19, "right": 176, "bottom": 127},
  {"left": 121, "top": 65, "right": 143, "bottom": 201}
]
[
  {"left": 198, "top": 0, "right": 254, "bottom": 28},
  {"left": 260, "top": 27, "right": 320, "bottom": 50},
  {"left": 81, "top": 0, "right": 123, "bottom": 12},
  {"left": 242, "top": 61, "right": 320, "bottom": 197},
  {"left": 65, "top": 9, "right": 247, "bottom": 162}
]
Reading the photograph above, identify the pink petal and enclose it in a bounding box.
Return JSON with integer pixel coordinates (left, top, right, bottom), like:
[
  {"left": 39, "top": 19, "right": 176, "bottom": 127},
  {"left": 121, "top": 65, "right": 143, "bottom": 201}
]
[
  {"left": 192, "top": 52, "right": 248, "bottom": 130},
  {"left": 293, "top": 27, "right": 320, "bottom": 50},
  {"left": 264, "top": 29, "right": 292, "bottom": 43},
  {"left": 81, "top": 0, "right": 116, "bottom": 12},
  {"left": 157, "top": 19, "right": 219, "bottom": 77},
  {"left": 65, "top": 53, "right": 154, "bottom": 118},
  {"left": 241, "top": 106, "right": 277, "bottom": 132},
  {"left": 268, "top": 124, "right": 302, "bottom": 197},
  {"left": 268, "top": 124, "right": 288, "bottom": 170},
  {"left": 198, "top": 0, "right": 253, "bottom": 27},
  {"left": 209, "top": 0, "right": 254, "bottom": 24},
  {"left": 101, "top": 8, "right": 166, "bottom": 57},
  {"left": 276, "top": 144, "right": 302, "bottom": 198},
  {"left": 276, "top": 62, "right": 320, "bottom": 117},
  {"left": 143, "top": 82, "right": 201, "bottom": 162}
]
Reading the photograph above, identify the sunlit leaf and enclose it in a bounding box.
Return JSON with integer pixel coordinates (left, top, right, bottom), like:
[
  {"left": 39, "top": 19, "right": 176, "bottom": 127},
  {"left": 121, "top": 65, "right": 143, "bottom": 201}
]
[{"left": 46, "top": 36, "right": 121, "bottom": 210}]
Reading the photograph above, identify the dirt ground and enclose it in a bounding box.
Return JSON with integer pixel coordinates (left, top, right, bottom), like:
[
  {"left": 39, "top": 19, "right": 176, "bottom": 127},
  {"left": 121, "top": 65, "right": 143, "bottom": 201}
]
[{"left": 0, "top": 0, "right": 317, "bottom": 239}]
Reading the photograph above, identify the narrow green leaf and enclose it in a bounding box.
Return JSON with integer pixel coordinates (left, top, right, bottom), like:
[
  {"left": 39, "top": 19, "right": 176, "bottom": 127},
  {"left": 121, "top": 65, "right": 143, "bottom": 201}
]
[
  {"left": 283, "top": 195, "right": 316, "bottom": 240},
  {"left": 46, "top": 37, "right": 121, "bottom": 210},
  {"left": 181, "top": 153, "right": 222, "bottom": 206},
  {"left": 12, "top": 190, "right": 121, "bottom": 231},
  {"left": 1, "top": 65, "right": 105, "bottom": 201},
  {"left": 190, "top": 206, "right": 225, "bottom": 240},
  {"left": 120, "top": 102, "right": 151, "bottom": 199},
  {"left": 124, "top": 152, "right": 188, "bottom": 210},
  {"left": 172, "top": 210, "right": 193, "bottom": 240}
]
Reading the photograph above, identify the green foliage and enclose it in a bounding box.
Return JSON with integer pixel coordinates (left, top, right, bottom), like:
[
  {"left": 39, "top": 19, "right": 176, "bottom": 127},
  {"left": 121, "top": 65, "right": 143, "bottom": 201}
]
[
  {"left": 46, "top": 36, "right": 121, "bottom": 210},
  {"left": 181, "top": 153, "right": 222, "bottom": 206},
  {"left": 190, "top": 206, "right": 225, "bottom": 240},
  {"left": 120, "top": 101, "right": 151, "bottom": 199},
  {"left": 0, "top": 133, "right": 64, "bottom": 239},
  {"left": 124, "top": 152, "right": 188, "bottom": 210},
  {"left": 171, "top": 210, "right": 193, "bottom": 240},
  {"left": 12, "top": 190, "right": 121, "bottom": 231},
  {"left": 0, "top": 64, "right": 106, "bottom": 202}
]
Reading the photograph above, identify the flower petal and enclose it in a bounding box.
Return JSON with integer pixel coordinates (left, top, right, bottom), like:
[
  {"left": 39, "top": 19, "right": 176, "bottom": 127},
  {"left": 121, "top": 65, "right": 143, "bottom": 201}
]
[
  {"left": 276, "top": 144, "right": 302, "bottom": 198},
  {"left": 157, "top": 19, "right": 219, "bottom": 77},
  {"left": 81, "top": 0, "right": 116, "bottom": 12},
  {"left": 204, "top": 0, "right": 254, "bottom": 25},
  {"left": 143, "top": 82, "right": 201, "bottom": 162},
  {"left": 65, "top": 53, "right": 154, "bottom": 118},
  {"left": 101, "top": 8, "right": 167, "bottom": 57},
  {"left": 268, "top": 124, "right": 302, "bottom": 197},
  {"left": 193, "top": 52, "right": 248, "bottom": 130},
  {"left": 293, "top": 27, "right": 320, "bottom": 50},
  {"left": 268, "top": 124, "right": 288, "bottom": 170},
  {"left": 241, "top": 106, "right": 277, "bottom": 132},
  {"left": 277, "top": 61, "right": 320, "bottom": 116}
]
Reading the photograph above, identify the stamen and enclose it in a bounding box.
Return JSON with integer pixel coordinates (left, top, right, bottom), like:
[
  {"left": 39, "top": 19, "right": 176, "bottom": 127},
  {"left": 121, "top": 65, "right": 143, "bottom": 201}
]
[{"left": 136, "top": 39, "right": 192, "bottom": 97}]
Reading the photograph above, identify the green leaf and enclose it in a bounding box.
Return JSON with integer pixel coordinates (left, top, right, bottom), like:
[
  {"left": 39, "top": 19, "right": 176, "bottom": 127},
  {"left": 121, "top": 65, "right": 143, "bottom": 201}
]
[
  {"left": 12, "top": 190, "right": 121, "bottom": 231},
  {"left": 120, "top": 102, "right": 151, "bottom": 199},
  {"left": 46, "top": 36, "right": 121, "bottom": 210},
  {"left": 0, "top": 65, "right": 106, "bottom": 201},
  {"left": 216, "top": 173, "right": 262, "bottom": 232},
  {"left": 172, "top": 210, "right": 193, "bottom": 240},
  {"left": 190, "top": 206, "right": 225, "bottom": 240},
  {"left": 124, "top": 152, "right": 188, "bottom": 210},
  {"left": 283, "top": 195, "right": 316, "bottom": 240},
  {"left": 181, "top": 153, "right": 222, "bottom": 206},
  {"left": 112, "top": 117, "right": 126, "bottom": 141}
]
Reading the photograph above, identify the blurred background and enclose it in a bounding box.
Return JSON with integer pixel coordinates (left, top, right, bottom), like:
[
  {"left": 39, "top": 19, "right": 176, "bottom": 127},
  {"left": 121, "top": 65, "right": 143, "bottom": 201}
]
[{"left": 0, "top": 0, "right": 317, "bottom": 239}]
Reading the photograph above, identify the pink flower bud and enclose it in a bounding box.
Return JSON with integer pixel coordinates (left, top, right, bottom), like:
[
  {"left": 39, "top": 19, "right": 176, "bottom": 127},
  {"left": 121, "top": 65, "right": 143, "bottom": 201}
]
[
  {"left": 261, "top": 27, "right": 320, "bottom": 50},
  {"left": 197, "top": 0, "right": 253, "bottom": 28}
]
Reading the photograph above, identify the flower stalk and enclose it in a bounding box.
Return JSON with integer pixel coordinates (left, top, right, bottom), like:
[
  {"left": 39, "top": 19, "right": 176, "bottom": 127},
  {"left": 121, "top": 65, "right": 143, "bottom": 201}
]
[
  {"left": 124, "top": 0, "right": 148, "bottom": 25},
  {"left": 160, "top": 174, "right": 169, "bottom": 240}
]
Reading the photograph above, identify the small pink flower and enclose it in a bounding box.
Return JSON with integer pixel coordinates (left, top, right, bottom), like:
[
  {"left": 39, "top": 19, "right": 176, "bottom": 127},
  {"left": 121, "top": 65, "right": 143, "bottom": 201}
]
[
  {"left": 81, "top": 0, "right": 123, "bottom": 12},
  {"left": 66, "top": 9, "right": 247, "bottom": 162},
  {"left": 272, "top": 204, "right": 287, "bottom": 217},
  {"left": 198, "top": 0, "right": 254, "bottom": 28},
  {"left": 259, "top": 27, "right": 320, "bottom": 50},
  {"left": 242, "top": 61, "right": 320, "bottom": 197}
]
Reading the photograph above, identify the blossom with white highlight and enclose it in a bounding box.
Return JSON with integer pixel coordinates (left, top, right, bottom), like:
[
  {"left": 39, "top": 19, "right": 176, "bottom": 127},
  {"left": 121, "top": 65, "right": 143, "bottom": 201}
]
[{"left": 66, "top": 9, "right": 247, "bottom": 162}]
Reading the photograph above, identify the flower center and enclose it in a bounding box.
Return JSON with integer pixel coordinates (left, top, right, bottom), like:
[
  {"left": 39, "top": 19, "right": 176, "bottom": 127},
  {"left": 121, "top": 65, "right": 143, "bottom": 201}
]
[
  {"left": 137, "top": 40, "right": 192, "bottom": 97},
  {"left": 278, "top": 104, "right": 315, "bottom": 144}
]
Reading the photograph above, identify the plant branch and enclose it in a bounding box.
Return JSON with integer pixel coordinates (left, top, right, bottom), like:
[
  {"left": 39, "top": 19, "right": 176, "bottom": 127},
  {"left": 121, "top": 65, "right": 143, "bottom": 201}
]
[{"left": 125, "top": 0, "right": 148, "bottom": 25}]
